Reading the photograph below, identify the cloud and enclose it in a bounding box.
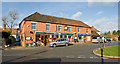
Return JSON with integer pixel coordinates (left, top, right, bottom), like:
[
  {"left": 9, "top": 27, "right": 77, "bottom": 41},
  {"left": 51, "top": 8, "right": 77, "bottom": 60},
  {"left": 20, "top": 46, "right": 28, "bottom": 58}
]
[
  {"left": 94, "top": 17, "right": 108, "bottom": 25},
  {"left": 13, "top": 26, "right": 19, "bottom": 28},
  {"left": 17, "top": 21, "right": 21, "bottom": 24},
  {"left": 18, "top": 13, "right": 25, "bottom": 18},
  {"left": 0, "top": 25, "right": 2, "bottom": 28},
  {"left": 71, "top": 11, "right": 82, "bottom": 19},
  {"left": 88, "top": 0, "right": 118, "bottom": 7},
  {"left": 86, "top": 17, "right": 118, "bottom": 33},
  {"left": 2, "top": 0, "right": 88, "bottom": 2},
  {"left": 93, "top": 17, "right": 118, "bottom": 33},
  {"left": 96, "top": 11, "right": 103, "bottom": 15}
]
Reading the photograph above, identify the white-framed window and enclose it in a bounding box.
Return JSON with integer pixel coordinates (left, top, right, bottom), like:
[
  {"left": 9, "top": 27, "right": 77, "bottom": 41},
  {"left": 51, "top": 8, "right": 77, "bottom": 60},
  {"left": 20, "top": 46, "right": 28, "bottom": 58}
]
[
  {"left": 46, "top": 24, "right": 50, "bottom": 31},
  {"left": 78, "top": 27, "right": 80, "bottom": 32},
  {"left": 68, "top": 27, "right": 71, "bottom": 32},
  {"left": 87, "top": 36, "right": 90, "bottom": 41},
  {"left": 58, "top": 26, "right": 62, "bottom": 32},
  {"left": 86, "top": 28, "right": 88, "bottom": 33},
  {"left": 31, "top": 23, "right": 36, "bottom": 30}
]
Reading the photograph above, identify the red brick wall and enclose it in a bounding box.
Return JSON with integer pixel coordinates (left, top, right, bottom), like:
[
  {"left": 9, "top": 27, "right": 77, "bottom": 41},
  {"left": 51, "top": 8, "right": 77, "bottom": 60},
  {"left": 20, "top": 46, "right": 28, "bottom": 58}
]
[{"left": 20, "top": 21, "right": 92, "bottom": 47}]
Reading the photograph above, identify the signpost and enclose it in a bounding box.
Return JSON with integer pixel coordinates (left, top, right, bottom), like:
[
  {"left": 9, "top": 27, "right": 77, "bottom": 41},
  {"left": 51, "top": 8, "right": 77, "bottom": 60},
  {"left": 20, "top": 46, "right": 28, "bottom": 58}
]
[
  {"left": 26, "top": 37, "right": 31, "bottom": 40},
  {"left": 101, "top": 36, "right": 105, "bottom": 64}
]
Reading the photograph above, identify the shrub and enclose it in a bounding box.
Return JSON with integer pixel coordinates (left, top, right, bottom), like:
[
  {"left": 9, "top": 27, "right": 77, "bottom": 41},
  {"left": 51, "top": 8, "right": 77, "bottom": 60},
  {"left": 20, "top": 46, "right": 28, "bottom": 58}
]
[
  {"left": 9, "top": 36, "right": 14, "bottom": 39},
  {"left": 113, "top": 38, "right": 116, "bottom": 41},
  {"left": 1, "top": 31, "right": 11, "bottom": 38},
  {"left": 8, "top": 36, "right": 16, "bottom": 44}
]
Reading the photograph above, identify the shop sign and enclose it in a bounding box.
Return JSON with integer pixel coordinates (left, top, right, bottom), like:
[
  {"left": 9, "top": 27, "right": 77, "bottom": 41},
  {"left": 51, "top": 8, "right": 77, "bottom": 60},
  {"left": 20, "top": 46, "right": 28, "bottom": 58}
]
[
  {"left": 26, "top": 37, "right": 31, "bottom": 40},
  {"left": 67, "top": 35, "right": 68, "bottom": 38},
  {"left": 64, "top": 27, "right": 67, "bottom": 30},
  {"left": 62, "top": 35, "right": 65, "bottom": 38},
  {"left": 54, "top": 35, "right": 56, "bottom": 38},
  {"left": 50, "top": 34, "right": 52, "bottom": 38},
  {"left": 59, "top": 35, "right": 60, "bottom": 38}
]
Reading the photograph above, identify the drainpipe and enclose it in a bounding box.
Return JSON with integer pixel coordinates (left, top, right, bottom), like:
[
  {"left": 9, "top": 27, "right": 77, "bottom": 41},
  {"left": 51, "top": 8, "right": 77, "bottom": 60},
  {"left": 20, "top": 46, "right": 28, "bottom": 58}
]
[{"left": 24, "top": 33, "right": 26, "bottom": 47}]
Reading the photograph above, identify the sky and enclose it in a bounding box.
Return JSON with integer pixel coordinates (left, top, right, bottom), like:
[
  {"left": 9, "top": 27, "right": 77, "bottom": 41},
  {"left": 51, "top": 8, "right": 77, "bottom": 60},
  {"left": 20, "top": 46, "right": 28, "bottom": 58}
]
[{"left": 0, "top": 0, "right": 119, "bottom": 33}]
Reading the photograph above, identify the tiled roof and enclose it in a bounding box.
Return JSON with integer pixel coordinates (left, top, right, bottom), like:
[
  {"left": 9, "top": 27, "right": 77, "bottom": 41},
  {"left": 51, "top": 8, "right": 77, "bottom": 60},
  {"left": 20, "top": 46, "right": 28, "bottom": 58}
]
[
  {"left": 91, "top": 26, "right": 100, "bottom": 32},
  {"left": 91, "top": 31, "right": 100, "bottom": 36},
  {"left": 21, "top": 12, "right": 91, "bottom": 28}
]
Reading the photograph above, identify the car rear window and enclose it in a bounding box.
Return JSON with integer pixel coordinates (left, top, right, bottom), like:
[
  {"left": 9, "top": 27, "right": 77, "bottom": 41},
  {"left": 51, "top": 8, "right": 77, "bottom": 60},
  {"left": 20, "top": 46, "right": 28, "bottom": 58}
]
[{"left": 61, "top": 39, "right": 64, "bottom": 41}]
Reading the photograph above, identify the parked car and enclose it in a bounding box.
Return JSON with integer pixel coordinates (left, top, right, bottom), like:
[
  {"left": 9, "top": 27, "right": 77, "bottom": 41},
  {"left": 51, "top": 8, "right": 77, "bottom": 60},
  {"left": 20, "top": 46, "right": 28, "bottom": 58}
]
[
  {"left": 92, "top": 37, "right": 103, "bottom": 43},
  {"left": 104, "top": 37, "right": 111, "bottom": 43},
  {"left": 48, "top": 38, "right": 69, "bottom": 47}
]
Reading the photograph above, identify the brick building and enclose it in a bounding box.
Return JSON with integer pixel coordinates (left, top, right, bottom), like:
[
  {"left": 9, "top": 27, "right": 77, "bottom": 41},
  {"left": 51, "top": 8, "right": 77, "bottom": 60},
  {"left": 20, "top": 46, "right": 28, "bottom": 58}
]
[
  {"left": 19, "top": 12, "right": 92, "bottom": 47},
  {"left": 91, "top": 26, "right": 100, "bottom": 37}
]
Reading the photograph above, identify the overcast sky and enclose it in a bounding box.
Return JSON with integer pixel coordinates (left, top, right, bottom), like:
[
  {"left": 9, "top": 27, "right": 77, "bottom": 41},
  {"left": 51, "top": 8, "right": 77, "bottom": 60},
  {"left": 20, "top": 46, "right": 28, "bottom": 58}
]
[{"left": 0, "top": 0, "right": 119, "bottom": 33}]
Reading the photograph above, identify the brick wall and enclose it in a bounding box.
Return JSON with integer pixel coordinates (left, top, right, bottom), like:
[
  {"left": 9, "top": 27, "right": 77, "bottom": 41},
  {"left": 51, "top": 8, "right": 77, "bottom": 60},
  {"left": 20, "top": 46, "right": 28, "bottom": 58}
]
[{"left": 20, "top": 21, "right": 91, "bottom": 47}]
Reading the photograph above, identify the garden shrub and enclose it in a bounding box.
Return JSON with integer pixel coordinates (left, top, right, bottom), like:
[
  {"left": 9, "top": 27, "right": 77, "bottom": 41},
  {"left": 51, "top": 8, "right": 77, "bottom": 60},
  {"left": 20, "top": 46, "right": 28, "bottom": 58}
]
[
  {"left": 113, "top": 38, "right": 116, "bottom": 41},
  {"left": 1, "top": 31, "right": 11, "bottom": 38}
]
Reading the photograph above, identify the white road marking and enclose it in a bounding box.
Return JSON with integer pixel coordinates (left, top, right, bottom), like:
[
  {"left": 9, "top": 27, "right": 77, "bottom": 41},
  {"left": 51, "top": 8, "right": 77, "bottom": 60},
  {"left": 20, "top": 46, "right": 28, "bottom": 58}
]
[
  {"left": 90, "top": 57, "right": 94, "bottom": 59},
  {"left": 66, "top": 56, "right": 75, "bottom": 59}
]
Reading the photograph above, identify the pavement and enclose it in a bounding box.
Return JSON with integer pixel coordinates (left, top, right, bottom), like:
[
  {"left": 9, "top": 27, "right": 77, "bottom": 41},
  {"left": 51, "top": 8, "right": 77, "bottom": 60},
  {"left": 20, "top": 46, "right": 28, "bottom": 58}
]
[{"left": 1, "top": 42, "right": 120, "bottom": 64}]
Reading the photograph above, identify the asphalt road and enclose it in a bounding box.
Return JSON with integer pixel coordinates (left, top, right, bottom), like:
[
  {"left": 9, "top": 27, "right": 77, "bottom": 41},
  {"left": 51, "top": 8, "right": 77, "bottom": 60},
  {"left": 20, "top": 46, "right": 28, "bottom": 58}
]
[{"left": 1, "top": 42, "right": 119, "bottom": 64}]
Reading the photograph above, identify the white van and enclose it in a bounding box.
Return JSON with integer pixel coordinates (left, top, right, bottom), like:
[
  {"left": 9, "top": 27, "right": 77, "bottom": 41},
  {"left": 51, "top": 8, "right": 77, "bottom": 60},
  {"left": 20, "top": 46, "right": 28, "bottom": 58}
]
[{"left": 92, "top": 37, "right": 103, "bottom": 43}]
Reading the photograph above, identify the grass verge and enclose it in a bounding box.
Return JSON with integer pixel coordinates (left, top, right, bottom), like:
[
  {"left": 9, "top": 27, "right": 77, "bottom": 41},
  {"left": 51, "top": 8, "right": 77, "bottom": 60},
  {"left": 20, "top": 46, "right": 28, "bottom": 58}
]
[{"left": 96, "top": 45, "right": 120, "bottom": 56}]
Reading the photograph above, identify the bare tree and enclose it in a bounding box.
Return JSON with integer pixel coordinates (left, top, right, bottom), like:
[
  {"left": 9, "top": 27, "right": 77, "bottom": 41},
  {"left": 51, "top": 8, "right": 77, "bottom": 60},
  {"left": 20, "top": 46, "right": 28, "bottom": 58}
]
[{"left": 2, "top": 10, "right": 18, "bottom": 35}]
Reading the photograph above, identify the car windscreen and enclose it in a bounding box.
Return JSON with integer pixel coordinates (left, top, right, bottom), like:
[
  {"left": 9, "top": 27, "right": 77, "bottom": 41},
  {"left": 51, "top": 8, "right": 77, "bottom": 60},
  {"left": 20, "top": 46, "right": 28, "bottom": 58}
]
[{"left": 92, "top": 37, "right": 97, "bottom": 39}]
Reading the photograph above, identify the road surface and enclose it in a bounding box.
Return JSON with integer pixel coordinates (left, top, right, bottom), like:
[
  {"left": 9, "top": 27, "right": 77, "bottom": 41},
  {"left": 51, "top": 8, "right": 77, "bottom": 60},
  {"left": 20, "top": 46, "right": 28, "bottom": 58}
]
[{"left": 2, "top": 42, "right": 119, "bottom": 64}]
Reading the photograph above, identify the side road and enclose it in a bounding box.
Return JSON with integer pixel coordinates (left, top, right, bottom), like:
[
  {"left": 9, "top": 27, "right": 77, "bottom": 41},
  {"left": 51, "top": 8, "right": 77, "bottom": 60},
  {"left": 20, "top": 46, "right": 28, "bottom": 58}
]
[
  {"left": 2, "top": 42, "right": 119, "bottom": 62},
  {"left": 3, "top": 41, "right": 119, "bottom": 50}
]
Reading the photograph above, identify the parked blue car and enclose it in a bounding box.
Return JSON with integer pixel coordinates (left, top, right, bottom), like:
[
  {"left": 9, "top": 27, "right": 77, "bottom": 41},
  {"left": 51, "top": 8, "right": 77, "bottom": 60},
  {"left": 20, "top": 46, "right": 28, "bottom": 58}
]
[{"left": 104, "top": 37, "right": 111, "bottom": 43}]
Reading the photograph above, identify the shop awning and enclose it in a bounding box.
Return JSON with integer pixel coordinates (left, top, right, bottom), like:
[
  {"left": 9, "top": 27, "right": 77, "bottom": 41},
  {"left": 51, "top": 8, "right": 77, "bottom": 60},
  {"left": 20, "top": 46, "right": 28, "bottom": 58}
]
[
  {"left": 36, "top": 32, "right": 54, "bottom": 35},
  {"left": 61, "top": 33, "right": 73, "bottom": 35},
  {"left": 36, "top": 32, "right": 73, "bottom": 35},
  {"left": 78, "top": 34, "right": 91, "bottom": 36}
]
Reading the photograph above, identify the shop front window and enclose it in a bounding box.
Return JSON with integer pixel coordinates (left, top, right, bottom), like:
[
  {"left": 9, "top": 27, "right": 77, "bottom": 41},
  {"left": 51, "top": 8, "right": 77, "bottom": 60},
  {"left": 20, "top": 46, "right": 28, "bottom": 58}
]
[
  {"left": 87, "top": 36, "right": 90, "bottom": 41},
  {"left": 78, "top": 36, "right": 82, "bottom": 41}
]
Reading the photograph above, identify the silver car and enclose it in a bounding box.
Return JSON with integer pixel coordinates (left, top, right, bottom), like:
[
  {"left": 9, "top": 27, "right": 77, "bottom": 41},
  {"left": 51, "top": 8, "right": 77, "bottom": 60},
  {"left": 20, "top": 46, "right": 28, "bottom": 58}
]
[{"left": 48, "top": 38, "right": 69, "bottom": 47}]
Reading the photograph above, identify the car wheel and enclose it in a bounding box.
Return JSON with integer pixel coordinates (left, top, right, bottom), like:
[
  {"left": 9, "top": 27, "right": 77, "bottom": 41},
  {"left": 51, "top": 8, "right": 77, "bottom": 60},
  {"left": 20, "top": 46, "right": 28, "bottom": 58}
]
[
  {"left": 53, "top": 44, "right": 56, "bottom": 47},
  {"left": 65, "top": 43, "right": 68, "bottom": 46}
]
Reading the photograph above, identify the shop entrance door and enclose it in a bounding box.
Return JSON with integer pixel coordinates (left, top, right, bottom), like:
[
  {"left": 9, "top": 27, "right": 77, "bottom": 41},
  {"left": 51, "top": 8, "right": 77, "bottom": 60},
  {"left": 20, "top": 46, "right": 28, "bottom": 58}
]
[
  {"left": 45, "top": 35, "right": 49, "bottom": 46},
  {"left": 84, "top": 36, "right": 86, "bottom": 43},
  {"left": 41, "top": 35, "right": 44, "bottom": 44},
  {"left": 40, "top": 35, "right": 49, "bottom": 46}
]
